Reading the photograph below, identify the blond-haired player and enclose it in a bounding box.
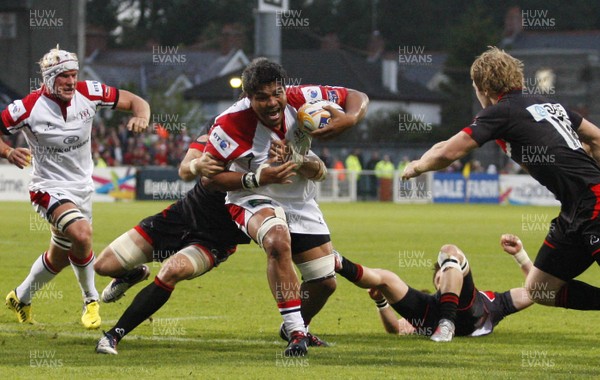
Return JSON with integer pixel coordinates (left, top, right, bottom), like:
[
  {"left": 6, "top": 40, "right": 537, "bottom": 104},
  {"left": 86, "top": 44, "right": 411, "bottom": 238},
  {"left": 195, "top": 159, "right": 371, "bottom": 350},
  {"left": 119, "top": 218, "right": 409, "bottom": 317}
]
[{"left": 403, "top": 46, "right": 600, "bottom": 315}]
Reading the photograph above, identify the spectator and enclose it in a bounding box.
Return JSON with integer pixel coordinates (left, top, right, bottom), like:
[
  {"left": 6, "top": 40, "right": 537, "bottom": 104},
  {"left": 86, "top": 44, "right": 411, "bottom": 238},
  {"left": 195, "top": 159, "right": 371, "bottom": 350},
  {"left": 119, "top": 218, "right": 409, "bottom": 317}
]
[
  {"left": 333, "top": 157, "right": 346, "bottom": 181},
  {"left": 374, "top": 154, "right": 395, "bottom": 201},
  {"left": 397, "top": 155, "right": 410, "bottom": 174},
  {"left": 365, "top": 151, "right": 380, "bottom": 200},
  {"left": 345, "top": 149, "right": 363, "bottom": 199}
]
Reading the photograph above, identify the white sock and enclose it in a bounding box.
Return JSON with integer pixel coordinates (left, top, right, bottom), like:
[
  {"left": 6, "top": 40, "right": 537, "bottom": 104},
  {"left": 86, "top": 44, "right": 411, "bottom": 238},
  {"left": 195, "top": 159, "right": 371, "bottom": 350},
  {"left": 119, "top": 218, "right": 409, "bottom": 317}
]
[
  {"left": 278, "top": 299, "right": 306, "bottom": 335},
  {"left": 69, "top": 252, "right": 99, "bottom": 303},
  {"left": 15, "top": 252, "right": 58, "bottom": 305}
]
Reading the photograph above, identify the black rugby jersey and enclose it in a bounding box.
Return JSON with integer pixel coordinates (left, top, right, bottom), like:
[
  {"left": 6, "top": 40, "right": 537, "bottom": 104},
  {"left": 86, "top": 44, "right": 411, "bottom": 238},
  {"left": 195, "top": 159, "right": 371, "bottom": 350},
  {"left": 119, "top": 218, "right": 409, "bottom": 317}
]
[
  {"left": 179, "top": 138, "right": 249, "bottom": 246},
  {"left": 178, "top": 180, "right": 249, "bottom": 246},
  {"left": 463, "top": 91, "right": 600, "bottom": 221}
]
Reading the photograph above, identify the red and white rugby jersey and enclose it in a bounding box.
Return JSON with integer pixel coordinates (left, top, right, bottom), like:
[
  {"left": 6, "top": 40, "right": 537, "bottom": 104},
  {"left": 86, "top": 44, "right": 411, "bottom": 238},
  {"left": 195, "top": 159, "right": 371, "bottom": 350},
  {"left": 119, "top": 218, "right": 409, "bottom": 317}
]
[
  {"left": 205, "top": 85, "right": 348, "bottom": 205},
  {"left": 0, "top": 81, "right": 118, "bottom": 192}
]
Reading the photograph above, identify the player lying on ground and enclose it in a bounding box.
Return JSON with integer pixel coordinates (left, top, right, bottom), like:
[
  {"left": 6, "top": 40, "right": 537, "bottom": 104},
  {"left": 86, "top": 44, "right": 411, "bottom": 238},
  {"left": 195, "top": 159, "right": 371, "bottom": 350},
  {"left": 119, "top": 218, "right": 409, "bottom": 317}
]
[
  {"left": 2, "top": 45, "right": 149, "bottom": 329},
  {"left": 402, "top": 46, "right": 600, "bottom": 314},
  {"left": 202, "top": 57, "right": 368, "bottom": 356},
  {"left": 336, "top": 234, "right": 534, "bottom": 342},
  {"left": 94, "top": 135, "right": 328, "bottom": 354}
]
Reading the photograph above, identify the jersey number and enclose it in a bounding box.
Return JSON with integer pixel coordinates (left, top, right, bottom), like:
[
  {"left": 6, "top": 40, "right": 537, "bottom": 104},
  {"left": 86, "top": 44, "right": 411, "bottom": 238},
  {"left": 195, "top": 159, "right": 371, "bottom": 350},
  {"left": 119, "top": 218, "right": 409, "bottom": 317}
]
[{"left": 526, "top": 103, "right": 582, "bottom": 150}]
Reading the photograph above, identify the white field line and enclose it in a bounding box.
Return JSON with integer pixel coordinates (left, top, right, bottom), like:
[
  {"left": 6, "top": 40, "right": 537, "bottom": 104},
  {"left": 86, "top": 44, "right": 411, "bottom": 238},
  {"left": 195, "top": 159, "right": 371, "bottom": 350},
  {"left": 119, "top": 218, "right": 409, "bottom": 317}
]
[
  {"left": 0, "top": 315, "right": 281, "bottom": 345},
  {"left": 0, "top": 327, "right": 279, "bottom": 346}
]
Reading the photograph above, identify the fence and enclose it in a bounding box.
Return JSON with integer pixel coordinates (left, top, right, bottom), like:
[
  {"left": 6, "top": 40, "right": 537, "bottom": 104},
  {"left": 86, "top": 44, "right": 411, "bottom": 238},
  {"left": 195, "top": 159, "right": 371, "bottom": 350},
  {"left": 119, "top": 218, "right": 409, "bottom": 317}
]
[
  {"left": 316, "top": 170, "right": 559, "bottom": 206},
  {"left": 0, "top": 165, "right": 559, "bottom": 206}
]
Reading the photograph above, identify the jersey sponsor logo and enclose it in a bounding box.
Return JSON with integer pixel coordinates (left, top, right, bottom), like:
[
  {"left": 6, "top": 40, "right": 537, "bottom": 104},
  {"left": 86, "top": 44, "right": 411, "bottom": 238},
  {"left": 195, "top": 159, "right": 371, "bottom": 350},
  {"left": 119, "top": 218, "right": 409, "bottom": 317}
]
[
  {"left": 86, "top": 80, "right": 102, "bottom": 96},
  {"left": 209, "top": 126, "right": 239, "bottom": 158},
  {"left": 301, "top": 86, "right": 322, "bottom": 101},
  {"left": 8, "top": 99, "right": 26, "bottom": 121},
  {"left": 327, "top": 90, "right": 339, "bottom": 103},
  {"left": 248, "top": 199, "right": 273, "bottom": 207},
  {"left": 529, "top": 104, "right": 548, "bottom": 119},
  {"left": 63, "top": 135, "right": 80, "bottom": 144}
]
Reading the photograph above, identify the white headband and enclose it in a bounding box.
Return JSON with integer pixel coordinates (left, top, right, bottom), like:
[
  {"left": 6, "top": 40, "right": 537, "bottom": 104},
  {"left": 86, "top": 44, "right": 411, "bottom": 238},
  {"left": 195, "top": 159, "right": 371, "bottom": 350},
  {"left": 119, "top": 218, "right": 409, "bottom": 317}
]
[{"left": 40, "top": 47, "right": 79, "bottom": 94}]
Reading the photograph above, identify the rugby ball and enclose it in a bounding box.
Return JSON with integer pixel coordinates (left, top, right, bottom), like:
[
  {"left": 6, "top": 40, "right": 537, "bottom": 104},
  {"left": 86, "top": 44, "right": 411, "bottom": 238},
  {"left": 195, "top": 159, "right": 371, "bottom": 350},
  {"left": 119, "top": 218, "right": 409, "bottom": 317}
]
[{"left": 296, "top": 100, "right": 344, "bottom": 133}]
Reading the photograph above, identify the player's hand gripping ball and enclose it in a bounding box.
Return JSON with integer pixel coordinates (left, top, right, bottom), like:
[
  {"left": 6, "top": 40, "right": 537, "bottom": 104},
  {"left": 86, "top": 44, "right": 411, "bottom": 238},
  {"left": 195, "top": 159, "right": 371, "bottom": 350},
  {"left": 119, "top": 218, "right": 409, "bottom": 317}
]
[{"left": 297, "top": 100, "right": 344, "bottom": 133}]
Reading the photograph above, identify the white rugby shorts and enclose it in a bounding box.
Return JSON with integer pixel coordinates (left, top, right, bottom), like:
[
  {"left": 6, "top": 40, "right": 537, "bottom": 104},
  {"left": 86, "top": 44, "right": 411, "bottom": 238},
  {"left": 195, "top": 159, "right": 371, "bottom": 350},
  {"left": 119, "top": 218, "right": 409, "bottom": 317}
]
[
  {"left": 227, "top": 196, "right": 329, "bottom": 237},
  {"left": 29, "top": 187, "right": 93, "bottom": 223}
]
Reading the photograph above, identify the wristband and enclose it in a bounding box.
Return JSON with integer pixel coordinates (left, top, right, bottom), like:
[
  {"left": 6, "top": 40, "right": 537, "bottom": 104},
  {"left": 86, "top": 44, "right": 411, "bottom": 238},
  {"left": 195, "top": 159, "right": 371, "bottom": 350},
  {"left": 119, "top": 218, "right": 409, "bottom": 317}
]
[
  {"left": 241, "top": 172, "right": 259, "bottom": 190},
  {"left": 2, "top": 146, "right": 14, "bottom": 159},
  {"left": 189, "top": 158, "right": 199, "bottom": 175},
  {"left": 513, "top": 246, "right": 530, "bottom": 266},
  {"left": 374, "top": 298, "right": 389, "bottom": 310},
  {"left": 307, "top": 161, "right": 327, "bottom": 182}
]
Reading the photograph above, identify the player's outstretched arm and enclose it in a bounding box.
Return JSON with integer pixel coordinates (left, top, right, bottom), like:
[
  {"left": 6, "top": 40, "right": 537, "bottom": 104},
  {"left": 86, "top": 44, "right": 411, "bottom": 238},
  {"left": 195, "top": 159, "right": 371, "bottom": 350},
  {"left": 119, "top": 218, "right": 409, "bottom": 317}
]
[
  {"left": 115, "top": 90, "right": 150, "bottom": 133},
  {"left": 179, "top": 135, "right": 226, "bottom": 181},
  {"left": 180, "top": 150, "right": 225, "bottom": 181},
  {"left": 179, "top": 146, "right": 203, "bottom": 181},
  {"left": 312, "top": 89, "right": 368, "bottom": 139},
  {"left": 368, "top": 288, "right": 402, "bottom": 334},
  {"left": 402, "top": 131, "right": 479, "bottom": 180},
  {"left": 500, "top": 234, "right": 534, "bottom": 311},
  {"left": 500, "top": 234, "right": 532, "bottom": 277}
]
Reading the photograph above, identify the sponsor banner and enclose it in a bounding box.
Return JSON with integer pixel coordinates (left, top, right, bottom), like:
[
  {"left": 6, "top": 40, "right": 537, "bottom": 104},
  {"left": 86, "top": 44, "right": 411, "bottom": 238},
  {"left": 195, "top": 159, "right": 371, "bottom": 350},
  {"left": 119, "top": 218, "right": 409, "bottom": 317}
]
[
  {"left": 0, "top": 165, "right": 30, "bottom": 201},
  {"left": 499, "top": 174, "right": 560, "bottom": 206},
  {"left": 0, "top": 165, "right": 136, "bottom": 202},
  {"left": 136, "top": 166, "right": 195, "bottom": 201},
  {"left": 433, "top": 173, "right": 499, "bottom": 204},
  {"left": 93, "top": 167, "right": 136, "bottom": 202}
]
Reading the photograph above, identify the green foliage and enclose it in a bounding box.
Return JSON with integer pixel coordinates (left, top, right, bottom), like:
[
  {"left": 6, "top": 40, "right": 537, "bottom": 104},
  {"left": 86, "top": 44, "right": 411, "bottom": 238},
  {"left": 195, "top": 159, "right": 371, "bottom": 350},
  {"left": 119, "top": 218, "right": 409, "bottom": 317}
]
[
  {"left": 86, "top": 0, "right": 120, "bottom": 30},
  {"left": 91, "top": 1, "right": 600, "bottom": 52},
  {"left": 148, "top": 91, "right": 206, "bottom": 135},
  {"left": 2, "top": 201, "right": 599, "bottom": 378},
  {"left": 366, "top": 108, "right": 450, "bottom": 144},
  {"left": 440, "top": 5, "right": 499, "bottom": 133}
]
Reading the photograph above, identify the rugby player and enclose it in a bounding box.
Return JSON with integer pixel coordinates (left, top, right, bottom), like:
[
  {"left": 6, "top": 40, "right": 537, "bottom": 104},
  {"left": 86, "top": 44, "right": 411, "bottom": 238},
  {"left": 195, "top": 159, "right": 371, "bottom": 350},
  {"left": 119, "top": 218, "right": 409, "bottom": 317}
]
[
  {"left": 95, "top": 135, "right": 329, "bottom": 354},
  {"left": 1, "top": 45, "right": 149, "bottom": 329},
  {"left": 337, "top": 234, "right": 533, "bottom": 341},
  {"left": 403, "top": 46, "right": 600, "bottom": 314},
  {"left": 202, "top": 58, "right": 368, "bottom": 356}
]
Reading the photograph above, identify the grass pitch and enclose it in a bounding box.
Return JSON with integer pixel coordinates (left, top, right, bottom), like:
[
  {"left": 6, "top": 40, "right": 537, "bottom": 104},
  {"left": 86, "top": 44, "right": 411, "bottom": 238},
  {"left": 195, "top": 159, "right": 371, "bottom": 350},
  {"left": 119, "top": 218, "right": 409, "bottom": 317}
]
[{"left": 1, "top": 201, "right": 599, "bottom": 379}]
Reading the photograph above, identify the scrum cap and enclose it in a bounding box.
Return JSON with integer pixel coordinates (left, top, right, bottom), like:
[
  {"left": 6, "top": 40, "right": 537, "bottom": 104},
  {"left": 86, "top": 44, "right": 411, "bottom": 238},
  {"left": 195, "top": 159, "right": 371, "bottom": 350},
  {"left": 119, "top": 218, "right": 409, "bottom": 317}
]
[{"left": 39, "top": 44, "right": 79, "bottom": 94}]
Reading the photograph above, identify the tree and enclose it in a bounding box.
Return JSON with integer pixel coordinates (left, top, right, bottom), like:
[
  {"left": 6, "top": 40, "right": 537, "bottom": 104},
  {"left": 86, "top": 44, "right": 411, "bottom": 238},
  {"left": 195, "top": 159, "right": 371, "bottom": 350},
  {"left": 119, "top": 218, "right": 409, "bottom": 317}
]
[{"left": 439, "top": 4, "right": 499, "bottom": 135}]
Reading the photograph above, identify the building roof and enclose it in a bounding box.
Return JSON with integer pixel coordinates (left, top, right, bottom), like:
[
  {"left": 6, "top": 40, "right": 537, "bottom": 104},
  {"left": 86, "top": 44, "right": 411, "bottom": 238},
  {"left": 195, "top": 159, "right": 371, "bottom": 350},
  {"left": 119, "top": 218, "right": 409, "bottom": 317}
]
[
  {"left": 184, "top": 49, "right": 443, "bottom": 103},
  {"left": 84, "top": 49, "right": 246, "bottom": 93},
  {"left": 506, "top": 30, "right": 600, "bottom": 52}
]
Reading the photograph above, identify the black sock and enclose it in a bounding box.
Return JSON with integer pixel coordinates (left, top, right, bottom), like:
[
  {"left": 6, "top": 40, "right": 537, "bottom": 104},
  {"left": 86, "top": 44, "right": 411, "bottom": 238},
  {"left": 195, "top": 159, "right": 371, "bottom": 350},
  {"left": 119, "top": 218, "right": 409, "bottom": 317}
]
[
  {"left": 556, "top": 280, "right": 600, "bottom": 310},
  {"left": 438, "top": 292, "right": 459, "bottom": 322},
  {"left": 107, "top": 277, "right": 173, "bottom": 342},
  {"left": 336, "top": 256, "right": 363, "bottom": 282}
]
